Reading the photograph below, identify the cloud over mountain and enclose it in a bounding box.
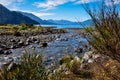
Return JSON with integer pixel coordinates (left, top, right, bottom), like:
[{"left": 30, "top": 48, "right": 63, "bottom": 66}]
[{"left": 0, "top": 0, "right": 24, "bottom": 6}]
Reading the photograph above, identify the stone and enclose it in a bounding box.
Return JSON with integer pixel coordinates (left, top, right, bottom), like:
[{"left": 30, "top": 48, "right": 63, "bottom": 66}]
[
  {"left": 7, "top": 62, "right": 18, "bottom": 71},
  {"left": 34, "top": 40, "right": 39, "bottom": 44},
  {"left": 4, "top": 57, "right": 14, "bottom": 63},
  {"left": 40, "top": 42, "right": 48, "bottom": 47},
  {"left": 70, "top": 56, "right": 81, "bottom": 66},
  {"left": 10, "top": 39, "right": 15, "bottom": 42},
  {"left": 49, "top": 57, "right": 54, "bottom": 60},
  {"left": 0, "top": 48, "right": 4, "bottom": 54},
  {"left": 56, "top": 38, "right": 68, "bottom": 41},
  {"left": 10, "top": 45, "right": 16, "bottom": 49},
  {"left": 80, "top": 63, "right": 89, "bottom": 70},
  {"left": 83, "top": 51, "right": 93, "bottom": 61},
  {"left": 25, "top": 42, "right": 29, "bottom": 45},
  {"left": 0, "top": 44, "right": 6, "bottom": 49},
  {"left": 56, "top": 38, "right": 61, "bottom": 41},
  {"left": 92, "top": 54, "right": 100, "bottom": 59},
  {"left": 26, "top": 38, "right": 31, "bottom": 42},
  {"left": 57, "top": 35, "right": 61, "bottom": 38},
  {"left": 74, "top": 56, "right": 80, "bottom": 61},
  {"left": 74, "top": 48, "right": 83, "bottom": 53},
  {"left": 88, "top": 59, "right": 94, "bottom": 63},
  {"left": 4, "top": 50, "right": 12, "bottom": 55},
  {"left": 18, "top": 40, "right": 24, "bottom": 46},
  {"left": 32, "top": 37, "right": 37, "bottom": 42}
]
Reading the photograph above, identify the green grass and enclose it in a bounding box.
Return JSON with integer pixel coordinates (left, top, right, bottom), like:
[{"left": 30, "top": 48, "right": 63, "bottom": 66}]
[{"left": 0, "top": 23, "right": 42, "bottom": 36}]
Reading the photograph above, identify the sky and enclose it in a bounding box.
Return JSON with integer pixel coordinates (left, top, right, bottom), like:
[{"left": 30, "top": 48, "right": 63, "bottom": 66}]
[{"left": 0, "top": 0, "right": 120, "bottom": 22}]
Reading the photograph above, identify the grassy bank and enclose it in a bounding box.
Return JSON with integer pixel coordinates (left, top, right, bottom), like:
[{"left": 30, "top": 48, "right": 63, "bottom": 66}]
[{"left": 0, "top": 23, "right": 42, "bottom": 36}]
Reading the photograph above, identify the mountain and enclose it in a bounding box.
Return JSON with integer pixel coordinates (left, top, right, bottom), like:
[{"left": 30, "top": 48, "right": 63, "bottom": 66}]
[
  {"left": 18, "top": 12, "right": 93, "bottom": 26},
  {"left": 47, "top": 19, "right": 93, "bottom": 26},
  {"left": 0, "top": 4, "right": 39, "bottom": 24},
  {"left": 47, "top": 19, "right": 79, "bottom": 25},
  {"left": 19, "top": 11, "right": 54, "bottom": 24},
  {"left": 18, "top": 10, "right": 93, "bottom": 26},
  {"left": 81, "top": 19, "right": 94, "bottom": 26}
]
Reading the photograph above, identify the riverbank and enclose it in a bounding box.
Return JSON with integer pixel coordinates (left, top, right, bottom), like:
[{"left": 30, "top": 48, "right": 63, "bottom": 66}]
[
  {"left": 0, "top": 25, "right": 88, "bottom": 70},
  {"left": 0, "top": 26, "right": 66, "bottom": 54}
]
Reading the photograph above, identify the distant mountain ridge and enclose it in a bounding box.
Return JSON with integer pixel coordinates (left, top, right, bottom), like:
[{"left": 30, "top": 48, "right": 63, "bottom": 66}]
[
  {"left": 81, "top": 19, "right": 94, "bottom": 26},
  {"left": 19, "top": 11, "right": 93, "bottom": 26},
  {"left": 0, "top": 4, "right": 39, "bottom": 24},
  {"left": 46, "top": 19, "right": 79, "bottom": 25},
  {"left": 19, "top": 11, "right": 54, "bottom": 24},
  {"left": 0, "top": 4, "right": 93, "bottom": 26},
  {"left": 46, "top": 19, "right": 93, "bottom": 26}
]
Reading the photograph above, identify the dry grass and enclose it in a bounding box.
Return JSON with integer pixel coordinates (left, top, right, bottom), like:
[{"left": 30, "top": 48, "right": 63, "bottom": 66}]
[
  {"left": 0, "top": 24, "right": 42, "bottom": 35},
  {"left": 84, "top": 0, "right": 120, "bottom": 62},
  {"left": 84, "top": 1, "right": 120, "bottom": 80}
]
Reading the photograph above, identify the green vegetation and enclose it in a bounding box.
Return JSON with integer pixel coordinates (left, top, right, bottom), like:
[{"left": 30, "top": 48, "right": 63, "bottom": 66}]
[
  {"left": 0, "top": 52, "right": 93, "bottom": 80},
  {"left": 85, "top": 26, "right": 93, "bottom": 33},
  {"left": 12, "top": 26, "right": 21, "bottom": 36},
  {"left": 85, "top": 1, "right": 120, "bottom": 62},
  {"left": 84, "top": 1, "right": 120, "bottom": 80},
  {"left": 0, "top": 50, "right": 47, "bottom": 80},
  {"left": 0, "top": 22, "right": 42, "bottom": 35}
]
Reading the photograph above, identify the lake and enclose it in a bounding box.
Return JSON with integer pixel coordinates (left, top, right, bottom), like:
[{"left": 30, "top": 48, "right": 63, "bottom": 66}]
[{"left": 41, "top": 24, "right": 85, "bottom": 29}]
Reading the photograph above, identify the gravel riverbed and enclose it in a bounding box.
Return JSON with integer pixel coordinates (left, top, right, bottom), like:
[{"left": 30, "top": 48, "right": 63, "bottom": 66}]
[{"left": 0, "top": 28, "right": 89, "bottom": 69}]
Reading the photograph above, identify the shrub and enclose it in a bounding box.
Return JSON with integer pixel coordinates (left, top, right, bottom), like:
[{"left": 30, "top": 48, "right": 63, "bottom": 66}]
[
  {"left": 60, "top": 54, "right": 72, "bottom": 65},
  {"left": 0, "top": 50, "right": 47, "bottom": 80},
  {"left": 84, "top": 1, "right": 120, "bottom": 63},
  {"left": 37, "top": 25, "right": 42, "bottom": 30},
  {"left": 69, "top": 58, "right": 81, "bottom": 75},
  {"left": 85, "top": 26, "right": 93, "bottom": 33},
  {"left": 13, "top": 31, "right": 21, "bottom": 36},
  {"left": 12, "top": 27, "right": 21, "bottom": 36},
  {"left": 84, "top": 1, "right": 120, "bottom": 80}
]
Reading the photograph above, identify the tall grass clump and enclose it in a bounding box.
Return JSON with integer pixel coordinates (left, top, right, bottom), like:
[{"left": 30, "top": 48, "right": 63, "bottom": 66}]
[
  {"left": 12, "top": 26, "right": 21, "bottom": 36},
  {"left": 83, "top": 1, "right": 120, "bottom": 80},
  {"left": 0, "top": 50, "right": 47, "bottom": 80},
  {"left": 84, "top": 1, "right": 120, "bottom": 62}
]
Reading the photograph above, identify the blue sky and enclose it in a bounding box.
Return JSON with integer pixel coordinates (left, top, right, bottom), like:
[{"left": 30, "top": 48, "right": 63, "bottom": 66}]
[{"left": 0, "top": 0, "right": 120, "bottom": 21}]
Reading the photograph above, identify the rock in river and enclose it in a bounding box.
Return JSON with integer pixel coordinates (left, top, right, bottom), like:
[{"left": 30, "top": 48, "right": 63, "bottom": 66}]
[
  {"left": 40, "top": 42, "right": 48, "bottom": 47},
  {"left": 4, "top": 50, "right": 12, "bottom": 55},
  {"left": 0, "top": 48, "right": 4, "bottom": 54},
  {"left": 18, "top": 40, "right": 24, "bottom": 46},
  {"left": 74, "top": 48, "right": 83, "bottom": 53}
]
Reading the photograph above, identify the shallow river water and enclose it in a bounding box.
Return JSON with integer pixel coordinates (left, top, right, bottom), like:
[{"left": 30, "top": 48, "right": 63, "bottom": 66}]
[{"left": 0, "top": 29, "right": 89, "bottom": 66}]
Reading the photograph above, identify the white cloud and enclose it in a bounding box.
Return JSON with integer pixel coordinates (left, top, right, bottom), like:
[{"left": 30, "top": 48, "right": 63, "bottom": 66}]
[
  {"left": 105, "top": 0, "right": 120, "bottom": 5},
  {"left": 19, "top": 10, "right": 54, "bottom": 17},
  {"left": 76, "top": 0, "right": 120, "bottom": 5},
  {"left": 34, "top": 0, "right": 76, "bottom": 10},
  {"left": 0, "top": 0, "right": 15, "bottom": 6},
  {"left": 76, "top": 0, "right": 99, "bottom": 4},
  {"left": 31, "top": 12, "right": 54, "bottom": 17},
  {"left": 0, "top": 0, "right": 24, "bottom": 6}
]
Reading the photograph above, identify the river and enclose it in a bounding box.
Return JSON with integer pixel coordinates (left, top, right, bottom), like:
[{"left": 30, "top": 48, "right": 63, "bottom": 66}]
[{"left": 0, "top": 29, "right": 89, "bottom": 68}]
